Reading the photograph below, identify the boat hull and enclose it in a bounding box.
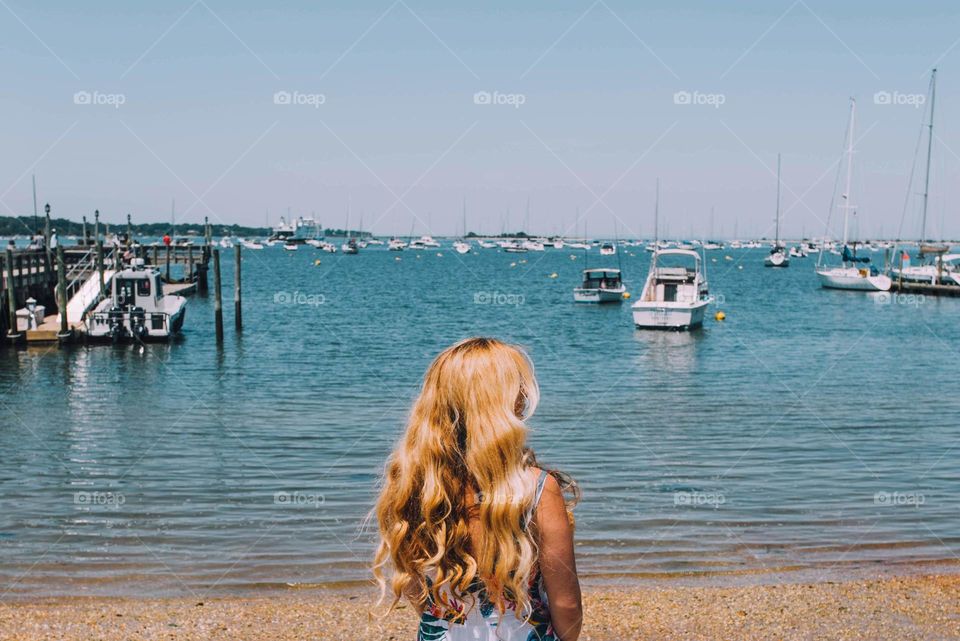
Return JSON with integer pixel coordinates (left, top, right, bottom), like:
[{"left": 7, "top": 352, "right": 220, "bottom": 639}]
[
  {"left": 573, "top": 287, "right": 624, "bottom": 303},
  {"left": 816, "top": 268, "right": 891, "bottom": 291},
  {"left": 764, "top": 252, "right": 789, "bottom": 267},
  {"left": 632, "top": 301, "right": 708, "bottom": 330}
]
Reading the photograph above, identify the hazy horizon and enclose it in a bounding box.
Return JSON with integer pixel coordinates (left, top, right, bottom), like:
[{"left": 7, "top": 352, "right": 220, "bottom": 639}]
[{"left": 2, "top": 1, "right": 959, "bottom": 241}]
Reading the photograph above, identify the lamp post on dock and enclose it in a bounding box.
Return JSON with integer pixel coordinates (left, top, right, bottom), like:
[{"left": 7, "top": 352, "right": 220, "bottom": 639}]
[
  {"left": 94, "top": 210, "right": 100, "bottom": 245},
  {"left": 43, "top": 203, "right": 52, "bottom": 279},
  {"left": 82, "top": 215, "right": 88, "bottom": 246},
  {"left": 127, "top": 214, "right": 133, "bottom": 247}
]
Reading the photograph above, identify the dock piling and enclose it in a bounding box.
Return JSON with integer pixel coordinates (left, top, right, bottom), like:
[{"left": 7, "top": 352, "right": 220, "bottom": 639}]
[
  {"left": 96, "top": 241, "right": 106, "bottom": 297},
  {"left": 234, "top": 244, "right": 242, "bottom": 331},
  {"left": 56, "top": 245, "right": 70, "bottom": 339},
  {"left": 213, "top": 248, "right": 224, "bottom": 343},
  {"left": 165, "top": 243, "right": 172, "bottom": 282},
  {"left": 5, "top": 248, "right": 21, "bottom": 343}
]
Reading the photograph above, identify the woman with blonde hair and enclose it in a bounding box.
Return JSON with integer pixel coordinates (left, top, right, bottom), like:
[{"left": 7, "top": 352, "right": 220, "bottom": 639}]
[{"left": 373, "top": 337, "right": 582, "bottom": 640}]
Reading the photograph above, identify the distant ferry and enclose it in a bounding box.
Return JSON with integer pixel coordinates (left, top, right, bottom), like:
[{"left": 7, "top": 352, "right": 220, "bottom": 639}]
[{"left": 270, "top": 216, "right": 323, "bottom": 244}]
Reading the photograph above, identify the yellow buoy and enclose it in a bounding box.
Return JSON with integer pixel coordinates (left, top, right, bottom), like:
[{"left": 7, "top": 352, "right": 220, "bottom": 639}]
[
  {"left": 714, "top": 311, "right": 726, "bottom": 321},
  {"left": 622, "top": 291, "right": 631, "bottom": 300},
  {"left": 314, "top": 259, "right": 322, "bottom": 266},
  {"left": 549, "top": 272, "right": 558, "bottom": 279}
]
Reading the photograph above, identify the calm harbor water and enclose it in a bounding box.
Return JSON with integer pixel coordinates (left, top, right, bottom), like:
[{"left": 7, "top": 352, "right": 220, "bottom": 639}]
[{"left": 1, "top": 244, "right": 959, "bottom": 597}]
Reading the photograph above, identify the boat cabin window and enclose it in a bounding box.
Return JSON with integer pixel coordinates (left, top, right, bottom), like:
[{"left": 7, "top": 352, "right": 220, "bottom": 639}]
[
  {"left": 137, "top": 278, "right": 151, "bottom": 297},
  {"left": 115, "top": 279, "right": 136, "bottom": 307}
]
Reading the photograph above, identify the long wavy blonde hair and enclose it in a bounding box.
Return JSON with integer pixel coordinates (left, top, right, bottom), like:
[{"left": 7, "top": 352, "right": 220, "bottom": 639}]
[{"left": 373, "top": 337, "right": 547, "bottom": 619}]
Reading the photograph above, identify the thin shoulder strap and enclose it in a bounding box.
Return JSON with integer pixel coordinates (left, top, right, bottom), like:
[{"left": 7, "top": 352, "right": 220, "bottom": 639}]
[{"left": 524, "top": 469, "right": 549, "bottom": 528}]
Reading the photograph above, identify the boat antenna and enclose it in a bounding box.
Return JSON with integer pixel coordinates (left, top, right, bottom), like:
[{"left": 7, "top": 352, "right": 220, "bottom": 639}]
[
  {"left": 615, "top": 218, "right": 623, "bottom": 272},
  {"left": 920, "top": 68, "right": 936, "bottom": 245}
]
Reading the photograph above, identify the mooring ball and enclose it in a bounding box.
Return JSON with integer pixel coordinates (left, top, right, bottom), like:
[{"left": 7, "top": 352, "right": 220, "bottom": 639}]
[
  {"left": 715, "top": 311, "right": 726, "bottom": 321},
  {"left": 622, "top": 292, "right": 631, "bottom": 299}
]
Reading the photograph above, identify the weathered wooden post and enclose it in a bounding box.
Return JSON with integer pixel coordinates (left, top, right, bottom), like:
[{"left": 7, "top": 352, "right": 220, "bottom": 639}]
[
  {"left": 56, "top": 244, "right": 70, "bottom": 339},
  {"left": 204, "top": 216, "right": 212, "bottom": 247},
  {"left": 96, "top": 241, "right": 106, "bottom": 297},
  {"left": 234, "top": 244, "right": 242, "bottom": 331},
  {"left": 81, "top": 215, "right": 88, "bottom": 246},
  {"left": 197, "top": 246, "right": 208, "bottom": 294},
  {"left": 5, "top": 248, "right": 21, "bottom": 343},
  {"left": 165, "top": 242, "right": 171, "bottom": 282},
  {"left": 93, "top": 209, "right": 100, "bottom": 245},
  {"left": 212, "top": 248, "right": 223, "bottom": 343},
  {"left": 152, "top": 244, "right": 158, "bottom": 267},
  {"left": 126, "top": 214, "right": 133, "bottom": 248},
  {"left": 187, "top": 244, "right": 194, "bottom": 281}
]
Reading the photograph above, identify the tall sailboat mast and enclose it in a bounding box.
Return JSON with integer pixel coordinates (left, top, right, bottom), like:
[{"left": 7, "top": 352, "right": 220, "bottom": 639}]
[
  {"left": 841, "top": 98, "right": 856, "bottom": 250},
  {"left": 774, "top": 154, "right": 782, "bottom": 246},
  {"left": 921, "top": 68, "right": 937, "bottom": 243}
]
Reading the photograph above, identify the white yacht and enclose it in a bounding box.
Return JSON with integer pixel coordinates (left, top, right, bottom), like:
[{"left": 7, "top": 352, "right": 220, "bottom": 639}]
[
  {"left": 816, "top": 99, "right": 891, "bottom": 292},
  {"left": 86, "top": 260, "right": 186, "bottom": 341},
  {"left": 599, "top": 242, "right": 616, "bottom": 256},
  {"left": 452, "top": 240, "right": 471, "bottom": 254},
  {"left": 573, "top": 268, "right": 625, "bottom": 303},
  {"left": 342, "top": 238, "right": 359, "bottom": 254},
  {"left": 241, "top": 239, "right": 264, "bottom": 250},
  {"left": 632, "top": 249, "right": 711, "bottom": 330},
  {"left": 388, "top": 238, "right": 407, "bottom": 251}
]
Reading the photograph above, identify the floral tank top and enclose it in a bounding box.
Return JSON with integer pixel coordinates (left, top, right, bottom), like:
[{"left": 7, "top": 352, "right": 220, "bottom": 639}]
[{"left": 417, "top": 469, "right": 555, "bottom": 641}]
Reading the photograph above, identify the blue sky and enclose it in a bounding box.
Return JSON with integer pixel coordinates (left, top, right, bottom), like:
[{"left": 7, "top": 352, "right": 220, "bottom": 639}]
[{"left": 1, "top": 1, "right": 958, "bottom": 239}]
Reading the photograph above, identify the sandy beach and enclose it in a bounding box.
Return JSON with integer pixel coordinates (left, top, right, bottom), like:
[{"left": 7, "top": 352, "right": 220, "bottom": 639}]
[{"left": 2, "top": 573, "right": 958, "bottom": 641}]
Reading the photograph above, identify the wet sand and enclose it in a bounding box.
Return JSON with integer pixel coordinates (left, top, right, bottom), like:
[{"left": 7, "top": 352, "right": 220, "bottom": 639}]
[{"left": 2, "top": 573, "right": 958, "bottom": 640}]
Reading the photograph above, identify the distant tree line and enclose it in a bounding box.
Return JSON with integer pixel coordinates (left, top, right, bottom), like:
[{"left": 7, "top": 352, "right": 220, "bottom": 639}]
[{"left": 0, "top": 215, "right": 269, "bottom": 237}]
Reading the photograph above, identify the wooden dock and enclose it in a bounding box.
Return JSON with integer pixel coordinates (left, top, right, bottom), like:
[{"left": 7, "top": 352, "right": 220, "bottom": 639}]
[
  {"left": 890, "top": 280, "right": 960, "bottom": 297},
  {"left": 4, "top": 242, "right": 213, "bottom": 344}
]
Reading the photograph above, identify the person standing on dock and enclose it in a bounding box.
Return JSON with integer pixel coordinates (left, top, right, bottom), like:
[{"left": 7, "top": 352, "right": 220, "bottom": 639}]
[
  {"left": 49, "top": 229, "right": 58, "bottom": 250},
  {"left": 373, "top": 337, "right": 583, "bottom": 641}
]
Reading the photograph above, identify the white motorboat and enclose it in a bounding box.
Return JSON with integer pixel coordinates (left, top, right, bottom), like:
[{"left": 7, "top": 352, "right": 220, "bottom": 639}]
[
  {"left": 419, "top": 235, "right": 440, "bottom": 248},
  {"left": 521, "top": 239, "right": 545, "bottom": 251},
  {"left": 388, "top": 238, "right": 407, "bottom": 251},
  {"left": 86, "top": 259, "right": 186, "bottom": 341},
  {"left": 789, "top": 246, "right": 807, "bottom": 258},
  {"left": 573, "top": 268, "right": 625, "bottom": 303},
  {"left": 342, "top": 238, "right": 359, "bottom": 254},
  {"left": 815, "top": 99, "right": 891, "bottom": 292},
  {"left": 891, "top": 253, "right": 960, "bottom": 284},
  {"left": 366, "top": 238, "right": 384, "bottom": 246},
  {"left": 452, "top": 240, "right": 471, "bottom": 254},
  {"left": 408, "top": 239, "right": 428, "bottom": 250},
  {"left": 599, "top": 242, "right": 616, "bottom": 256},
  {"left": 241, "top": 239, "right": 264, "bottom": 250},
  {"left": 283, "top": 242, "right": 298, "bottom": 251},
  {"left": 219, "top": 237, "right": 234, "bottom": 248},
  {"left": 552, "top": 238, "right": 564, "bottom": 250},
  {"left": 501, "top": 240, "right": 527, "bottom": 253},
  {"left": 477, "top": 239, "right": 497, "bottom": 249},
  {"left": 632, "top": 249, "right": 710, "bottom": 330}
]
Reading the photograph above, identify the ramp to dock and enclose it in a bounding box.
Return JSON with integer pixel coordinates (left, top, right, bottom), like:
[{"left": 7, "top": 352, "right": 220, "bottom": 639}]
[{"left": 66, "top": 270, "right": 116, "bottom": 324}]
